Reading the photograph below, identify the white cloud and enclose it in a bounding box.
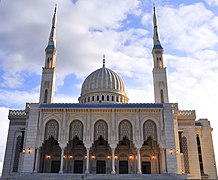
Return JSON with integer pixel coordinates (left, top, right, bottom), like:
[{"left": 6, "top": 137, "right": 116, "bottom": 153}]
[
  {"left": 205, "top": 0, "right": 218, "bottom": 6},
  {"left": 158, "top": 3, "right": 218, "bottom": 53}
]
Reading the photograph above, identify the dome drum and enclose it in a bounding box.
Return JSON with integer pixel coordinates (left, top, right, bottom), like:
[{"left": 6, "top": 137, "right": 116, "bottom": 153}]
[{"left": 78, "top": 92, "right": 129, "bottom": 104}]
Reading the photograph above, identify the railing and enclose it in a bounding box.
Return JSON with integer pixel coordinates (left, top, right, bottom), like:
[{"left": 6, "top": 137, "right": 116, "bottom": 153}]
[{"left": 9, "top": 110, "right": 26, "bottom": 116}]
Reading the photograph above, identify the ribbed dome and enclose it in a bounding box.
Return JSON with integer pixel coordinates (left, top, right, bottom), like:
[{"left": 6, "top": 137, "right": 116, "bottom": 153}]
[{"left": 78, "top": 66, "right": 128, "bottom": 104}]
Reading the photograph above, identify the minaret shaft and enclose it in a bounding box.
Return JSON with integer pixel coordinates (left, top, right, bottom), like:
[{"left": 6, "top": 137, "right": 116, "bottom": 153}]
[
  {"left": 152, "top": 6, "right": 169, "bottom": 103},
  {"left": 39, "top": 6, "right": 57, "bottom": 104}
]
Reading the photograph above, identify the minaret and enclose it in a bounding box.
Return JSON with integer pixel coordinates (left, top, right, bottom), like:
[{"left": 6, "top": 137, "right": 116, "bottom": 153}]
[
  {"left": 39, "top": 6, "right": 57, "bottom": 103},
  {"left": 152, "top": 6, "right": 169, "bottom": 103}
]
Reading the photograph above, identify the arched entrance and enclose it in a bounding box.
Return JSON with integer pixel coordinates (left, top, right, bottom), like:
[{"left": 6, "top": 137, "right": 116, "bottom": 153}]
[
  {"left": 116, "top": 120, "right": 136, "bottom": 174},
  {"left": 39, "top": 120, "right": 61, "bottom": 173},
  {"left": 64, "top": 120, "right": 86, "bottom": 173},
  {"left": 141, "top": 120, "right": 160, "bottom": 174},
  {"left": 90, "top": 120, "right": 111, "bottom": 174}
]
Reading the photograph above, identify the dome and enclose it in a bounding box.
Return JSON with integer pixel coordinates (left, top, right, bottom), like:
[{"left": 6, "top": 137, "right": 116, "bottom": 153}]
[{"left": 78, "top": 66, "right": 128, "bottom": 104}]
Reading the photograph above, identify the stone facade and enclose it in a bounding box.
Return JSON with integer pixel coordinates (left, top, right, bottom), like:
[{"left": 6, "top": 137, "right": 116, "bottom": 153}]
[{"left": 2, "top": 6, "right": 217, "bottom": 180}]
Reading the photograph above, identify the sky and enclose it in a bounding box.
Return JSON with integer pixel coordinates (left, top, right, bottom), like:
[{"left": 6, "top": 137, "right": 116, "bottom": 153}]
[{"left": 0, "top": 0, "right": 218, "bottom": 175}]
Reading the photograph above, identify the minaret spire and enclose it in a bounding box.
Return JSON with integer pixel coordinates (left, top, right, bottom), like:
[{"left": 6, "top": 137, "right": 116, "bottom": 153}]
[
  {"left": 153, "top": 4, "right": 162, "bottom": 49},
  {"left": 46, "top": 4, "right": 57, "bottom": 52}
]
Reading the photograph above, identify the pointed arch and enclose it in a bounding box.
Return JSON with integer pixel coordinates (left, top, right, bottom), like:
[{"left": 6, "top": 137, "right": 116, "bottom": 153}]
[
  {"left": 119, "top": 120, "right": 133, "bottom": 141},
  {"left": 143, "top": 120, "right": 157, "bottom": 141},
  {"left": 160, "top": 89, "right": 164, "bottom": 103},
  {"left": 44, "top": 89, "right": 48, "bottom": 103},
  {"left": 94, "top": 120, "right": 108, "bottom": 141},
  {"left": 45, "top": 120, "right": 59, "bottom": 140},
  {"left": 69, "top": 120, "right": 83, "bottom": 141}
]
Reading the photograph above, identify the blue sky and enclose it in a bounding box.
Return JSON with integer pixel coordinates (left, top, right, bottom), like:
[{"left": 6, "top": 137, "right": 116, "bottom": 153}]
[{"left": 0, "top": 0, "right": 218, "bottom": 174}]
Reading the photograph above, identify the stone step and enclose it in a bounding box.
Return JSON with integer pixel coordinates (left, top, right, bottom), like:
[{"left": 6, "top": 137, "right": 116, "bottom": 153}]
[{"left": 1, "top": 173, "right": 186, "bottom": 180}]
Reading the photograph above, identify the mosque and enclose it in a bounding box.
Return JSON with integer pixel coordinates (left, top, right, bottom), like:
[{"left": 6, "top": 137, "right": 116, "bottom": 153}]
[{"left": 2, "top": 6, "right": 217, "bottom": 180}]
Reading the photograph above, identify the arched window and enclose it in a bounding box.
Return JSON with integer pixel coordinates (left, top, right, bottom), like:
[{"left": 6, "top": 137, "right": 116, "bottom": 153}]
[
  {"left": 13, "top": 136, "right": 22, "bottom": 172},
  {"left": 69, "top": 120, "right": 83, "bottom": 141},
  {"left": 196, "top": 134, "right": 204, "bottom": 173},
  {"left": 45, "top": 120, "right": 59, "bottom": 140},
  {"left": 44, "top": 89, "right": 48, "bottom": 103},
  {"left": 143, "top": 120, "right": 157, "bottom": 141},
  {"left": 119, "top": 120, "right": 132, "bottom": 141},
  {"left": 94, "top": 120, "right": 108, "bottom": 141},
  {"left": 181, "top": 136, "right": 190, "bottom": 173},
  {"left": 160, "top": 89, "right": 164, "bottom": 103}
]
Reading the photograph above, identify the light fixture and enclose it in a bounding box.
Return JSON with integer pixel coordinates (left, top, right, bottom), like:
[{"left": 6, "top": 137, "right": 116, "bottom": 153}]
[
  {"left": 22, "top": 149, "right": 26, "bottom": 153},
  {"left": 84, "top": 155, "right": 87, "bottom": 159},
  {"left": 91, "top": 155, "right": 95, "bottom": 159},
  {"left": 170, "top": 149, "right": 173, "bottom": 155},
  {"left": 46, "top": 154, "right": 51, "bottom": 159},
  {"left": 27, "top": 148, "right": 31, "bottom": 154},
  {"left": 115, "top": 155, "right": 118, "bottom": 160},
  {"left": 152, "top": 155, "right": 155, "bottom": 160},
  {"left": 64, "top": 155, "right": 67, "bottom": 159},
  {"left": 69, "top": 155, "right": 73, "bottom": 159},
  {"left": 107, "top": 155, "right": 110, "bottom": 159},
  {"left": 176, "top": 150, "right": 179, "bottom": 154},
  {"left": 129, "top": 155, "right": 133, "bottom": 160}
]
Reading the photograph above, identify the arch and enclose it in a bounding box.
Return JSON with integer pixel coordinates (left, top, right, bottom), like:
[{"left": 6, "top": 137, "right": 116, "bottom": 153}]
[
  {"left": 45, "top": 120, "right": 59, "bottom": 140},
  {"left": 94, "top": 120, "right": 108, "bottom": 141},
  {"left": 143, "top": 120, "right": 157, "bottom": 142},
  {"left": 13, "top": 135, "right": 22, "bottom": 172},
  {"left": 44, "top": 89, "right": 48, "bottom": 103},
  {"left": 160, "top": 89, "right": 164, "bottom": 103},
  {"left": 119, "top": 120, "right": 133, "bottom": 141},
  {"left": 69, "top": 120, "right": 83, "bottom": 141}
]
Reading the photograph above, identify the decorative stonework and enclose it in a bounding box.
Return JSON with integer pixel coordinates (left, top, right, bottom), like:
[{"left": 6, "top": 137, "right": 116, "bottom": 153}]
[
  {"left": 143, "top": 120, "right": 157, "bottom": 141},
  {"left": 94, "top": 120, "right": 108, "bottom": 141},
  {"left": 69, "top": 120, "right": 83, "bottom": 141},
  {"left": 45, "top": 120, "right": 59, "bottom": 140},
  {"left": 119, "top": 120, "right": 132, "bottom": 141}
]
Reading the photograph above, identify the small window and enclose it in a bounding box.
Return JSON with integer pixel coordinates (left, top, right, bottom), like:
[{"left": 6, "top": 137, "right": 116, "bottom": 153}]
[
  {"left": 92, "top": 96, "right": 94, "bottom": 101},
  {"left": 107, "top": 95, "right": 109, "bottom": 101},
  {"left": 116, "top": 96, "right": 119, "bottom": 102},
  {"left": 84, "top": 98, "right": 86, "bottom": 103},
  {"left": 88, "top": 97, "right": 90, "bottom": 102},
  {"left": 112, "top": 96, "right": 114, "bottom": 101},
  {"left": 97, "top": 96, "right": 99, "bottom": 101},
  {"left": 102, "top": 95, "right": 104, "bottom": 101}
]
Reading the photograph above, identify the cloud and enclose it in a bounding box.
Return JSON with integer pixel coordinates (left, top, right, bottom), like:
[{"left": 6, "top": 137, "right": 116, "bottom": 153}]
[
  {"left": 205, "top": 0, "right": 218, "bottom": 6},
  {"left": 157, "top": 3, "right": 218, "bottom": 53}
]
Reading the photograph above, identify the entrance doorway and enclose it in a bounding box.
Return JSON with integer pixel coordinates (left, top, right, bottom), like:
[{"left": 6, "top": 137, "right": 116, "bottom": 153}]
[
  {"left": 96, "top": 160, "right": 106, "bottom": 174},
  {"left": 141, "top": 161, "right": 151, "bottom": 174},
  {"left": 74, "top": 160, "right": 83, "bottom": 173},
  {"left": 119, "top": 161, "right": 128, "bottom": 174},
  {"left": 51, "top": 161, "right": 60, "bottom": 173}
]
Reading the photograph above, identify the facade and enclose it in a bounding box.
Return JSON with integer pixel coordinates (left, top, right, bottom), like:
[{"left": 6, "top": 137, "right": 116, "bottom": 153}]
[{"left": 2, "top": 6, "right": 217, "bottom": 180}]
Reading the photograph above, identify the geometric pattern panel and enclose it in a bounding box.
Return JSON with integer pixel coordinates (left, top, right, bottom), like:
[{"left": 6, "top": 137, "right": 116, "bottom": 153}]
[
  {"left": 69, "top": 120, "right": 83, "bottom": 141},
  {"left": 181, "top": 136, "right": 190, "bottom": 173},
  {"left": 94, "top": 120, "right": 108, "bottom": 141},
  {"left": 45, "top": 120, "right": 59, "bottom": 140},
  {"left": 143, "top": 120, "right": 157, "bottom": 141},
  {"left": 119, "top": 120, "right": 132, "bottom": 141}
]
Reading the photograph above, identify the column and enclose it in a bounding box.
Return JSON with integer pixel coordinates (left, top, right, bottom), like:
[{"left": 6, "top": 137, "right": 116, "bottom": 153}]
[
  {"left": 59, "top": 147, "right": 64, "bottom": 173},
  {"left": 34, "top": 148, "right": 40, "bottom": 173},
  {"left": 85, "top": 148, "right": 90, "bottom": 174},
  {"left": 137, "top": 148, "right": 141, "bottom": 174},
  {"left": 111, "top": 148, "right": 115, "bottom": 174}
]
